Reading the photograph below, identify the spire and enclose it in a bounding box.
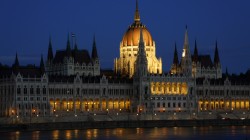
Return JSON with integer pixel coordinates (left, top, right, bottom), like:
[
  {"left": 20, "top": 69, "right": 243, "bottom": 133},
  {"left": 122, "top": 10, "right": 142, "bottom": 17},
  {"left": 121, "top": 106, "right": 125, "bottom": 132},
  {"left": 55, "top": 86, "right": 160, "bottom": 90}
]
[
  {"left": 173, "top": 42, "right": 179, "bottom": 64},
  {"left": 47, "top": 36, "right": 53, "bottom": 60},
  {"left": 184, "top": 25, "right": 189, "bottom": 46},
  {"left": 74, "top": 43, "right": 78, "bottom": 51},
  {"left": 134, "top": 0, "right": 140, "bottom": 23},
  {"left": 66, "top": 34, "right": 71, "bottom": 57},
  {"left": 139, "top": 29, "right": 146, "bottom": 56},
  {"left": 137, "top": 29, "right": 147, "bottom": 65},
  {"left": 91, "top": 35, "right": 98, "bottom": 59},
  {"left": 13, "top": 52, "right": 19, "bottom": 67},
  {"left": 135, "top": 28, "right": 148, "bottom": 77},
  {"left": 193, "top": 39, "right": 198, "bottom": 62},
  {"left": 214, "top": 40, "right": 220, "bottom": 64},
  {"left": 181, "top": 25, "right": 192, "bottom": 76},
  {"left": 181, "top": 25, "right": 191, "bottom": 58},
  {"left": 225, "top": 67, "right": 229, "bottom": 77},
  {"left": 40, "top": 54, "right": 45, "bottom": 73}
]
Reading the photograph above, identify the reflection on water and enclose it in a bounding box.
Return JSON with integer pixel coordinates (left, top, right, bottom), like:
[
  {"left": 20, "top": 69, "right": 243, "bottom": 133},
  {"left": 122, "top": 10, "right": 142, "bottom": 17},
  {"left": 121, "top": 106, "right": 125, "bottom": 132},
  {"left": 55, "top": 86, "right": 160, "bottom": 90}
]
[
  {"left": 52, "top": 130, "right": 59, "bottom": 140},
  {"left": 1, "top": 126, "right": 250, "bottom": 140}
]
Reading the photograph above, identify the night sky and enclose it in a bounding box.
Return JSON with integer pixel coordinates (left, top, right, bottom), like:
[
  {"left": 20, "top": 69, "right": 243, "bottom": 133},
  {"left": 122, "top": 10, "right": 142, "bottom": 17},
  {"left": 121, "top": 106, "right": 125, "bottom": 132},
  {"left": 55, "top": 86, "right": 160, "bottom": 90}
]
[{"left": 1, "top": 0, "right": 250, "bottom": 74}]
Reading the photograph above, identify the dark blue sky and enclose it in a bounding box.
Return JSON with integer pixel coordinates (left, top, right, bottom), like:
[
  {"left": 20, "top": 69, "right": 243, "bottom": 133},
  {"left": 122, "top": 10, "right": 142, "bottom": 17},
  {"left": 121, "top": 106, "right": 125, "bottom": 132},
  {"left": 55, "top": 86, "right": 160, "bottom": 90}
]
[{"left": 1, "top": 0, "right": 250, "bottom": 73}]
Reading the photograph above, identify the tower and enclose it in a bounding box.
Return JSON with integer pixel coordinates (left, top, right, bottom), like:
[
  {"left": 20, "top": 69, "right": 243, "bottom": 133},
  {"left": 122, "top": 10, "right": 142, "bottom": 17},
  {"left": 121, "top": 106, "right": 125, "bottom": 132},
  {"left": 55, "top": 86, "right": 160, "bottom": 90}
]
[
  {"left": 47, "top": 36, "right": 53, "bottom": 61},
  {"left": 133, "top": 28, "right": 149, "bottom": 113},
  {"left": 135, "top": 29, "right": 148, "bottom": 77},
  {"left": 91, "top": 35, "right": 100, "bottom": 76},
  {"left": 170, "top": 42, "right": 180, "bottom": 74},
  {"left": 181, "top": 26, "right": 192, "bottom": 76},
  {"left": 214, "top": 40, "right": 222, "bottom": 78},
  {"left": 114, "top": 0, "right": 162, "bottom": 77},
  {"left": 40, "top": 54, "right": 45, "bottom": 73}
]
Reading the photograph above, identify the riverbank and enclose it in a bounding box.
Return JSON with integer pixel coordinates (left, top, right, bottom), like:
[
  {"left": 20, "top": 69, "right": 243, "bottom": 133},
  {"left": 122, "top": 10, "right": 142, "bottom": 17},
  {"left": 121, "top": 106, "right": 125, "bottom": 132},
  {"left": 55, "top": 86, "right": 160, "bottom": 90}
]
[{"left": 0, "top": 119, "right": 250, "bottom": 132}]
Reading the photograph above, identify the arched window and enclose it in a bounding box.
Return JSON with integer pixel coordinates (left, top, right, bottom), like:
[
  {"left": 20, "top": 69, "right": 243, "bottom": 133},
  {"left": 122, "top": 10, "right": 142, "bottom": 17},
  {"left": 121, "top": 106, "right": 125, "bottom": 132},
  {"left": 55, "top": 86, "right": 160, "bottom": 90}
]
[
  {"left": 36, "top": 86, "right": 40, "bottom": 94},
  {"left": 43, "top": 86, "right": 46, "bottom": 95}
]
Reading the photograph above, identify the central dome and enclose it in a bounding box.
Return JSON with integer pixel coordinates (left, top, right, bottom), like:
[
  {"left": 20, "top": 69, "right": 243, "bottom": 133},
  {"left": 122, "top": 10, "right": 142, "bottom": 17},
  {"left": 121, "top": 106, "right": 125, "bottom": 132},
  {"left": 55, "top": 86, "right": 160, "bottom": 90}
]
[
  {"left": 122, "top": 22, "right": 153, "bottom": 47},
  {"left": 121, "top": 0, "right": 153, "bottom": 47}
]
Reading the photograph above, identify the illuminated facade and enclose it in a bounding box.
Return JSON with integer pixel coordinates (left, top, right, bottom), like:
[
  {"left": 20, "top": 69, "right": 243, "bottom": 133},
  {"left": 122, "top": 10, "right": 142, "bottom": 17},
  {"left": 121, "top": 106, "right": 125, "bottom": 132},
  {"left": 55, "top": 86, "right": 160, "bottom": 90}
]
[
  {"left": 46, "top": 36, "right": 100, "bottom": 76},
  {"left": 114, "top": 1, "right": 162, "bottom": 78},
  {"left": 0, "top": 1, "right": 249, "bottom": 121}
]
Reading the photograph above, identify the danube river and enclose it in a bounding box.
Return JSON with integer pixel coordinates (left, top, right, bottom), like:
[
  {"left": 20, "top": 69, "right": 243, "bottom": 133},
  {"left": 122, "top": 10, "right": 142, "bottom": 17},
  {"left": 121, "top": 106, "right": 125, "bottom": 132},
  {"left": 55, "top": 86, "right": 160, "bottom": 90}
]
[{"left": 1, "top": 126, "right": 249, "bottom": 140}]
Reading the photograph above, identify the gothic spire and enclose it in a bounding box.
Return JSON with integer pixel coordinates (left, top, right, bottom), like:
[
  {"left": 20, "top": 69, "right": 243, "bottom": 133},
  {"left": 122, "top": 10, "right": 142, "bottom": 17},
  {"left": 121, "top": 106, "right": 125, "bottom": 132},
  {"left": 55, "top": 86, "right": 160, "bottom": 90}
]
[
  {"left": 66, "top": 33, "right": 71, "bottom": 57},
  {"left": 184, "top": 25, "right": 189, "bottom": 47},
  {"left": 225, "top": 67, "right": 229, "bottom": 77},
  {"left": 47, "top": 36, "right": 53, "bottom": 60},
  {"left": 134, "top": 0, "right": 140, "bottom": 23},
  {"left": 40, "top": 54, "right": 45, "bottom": 73},
  {"left": 214, "top": 40, "right": 220, "bottom": 64},
  {"left": 91, "top": 35, "right": 98, "bottom": 59},
  {"left": 173, "top": 42, "right": 179, "bottom": 64},
  {"left": 135, "top": 28, "right": 148, "bottom": 77},
  {"left": 137, "top": 29, "right": 147, "bottom": 65},
  {"left": 13, "top": 52, "right": 19, "bottom": 67},
  {"left": 193, "top": 39, "right": 198, "bottom": 62},
  {"left": 74, "top": 42, "right": 78, "bottom": 51},
  {"left": 181, "top": 25, "right": 192, "bottom": 76},
  {"left": 181, "top": 25, "right": 191, "bottom": 59}
]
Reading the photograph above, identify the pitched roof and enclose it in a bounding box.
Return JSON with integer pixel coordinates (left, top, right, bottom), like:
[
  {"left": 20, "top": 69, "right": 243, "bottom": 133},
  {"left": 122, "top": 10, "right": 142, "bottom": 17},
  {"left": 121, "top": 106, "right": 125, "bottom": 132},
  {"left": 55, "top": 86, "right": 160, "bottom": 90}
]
[
  {"left": 0, "top": 65, "right": 43, "bottom": 78},
  {"left": 53, "top": 49, "right": 91, "bottom": 64},
  {"left": 192, "top": 54, "right": 214, "bottom": 68},
  {"left": 198, "top": 55, "right": 213, "bottom": 68}
]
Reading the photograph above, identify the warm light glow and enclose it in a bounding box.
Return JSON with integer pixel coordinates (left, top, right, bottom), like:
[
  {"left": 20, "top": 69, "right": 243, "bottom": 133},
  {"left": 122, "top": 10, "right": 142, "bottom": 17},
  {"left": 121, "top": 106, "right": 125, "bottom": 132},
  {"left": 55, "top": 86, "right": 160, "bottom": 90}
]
[{"left": 182, "top": 50, "right": 185, "bottom": 57}]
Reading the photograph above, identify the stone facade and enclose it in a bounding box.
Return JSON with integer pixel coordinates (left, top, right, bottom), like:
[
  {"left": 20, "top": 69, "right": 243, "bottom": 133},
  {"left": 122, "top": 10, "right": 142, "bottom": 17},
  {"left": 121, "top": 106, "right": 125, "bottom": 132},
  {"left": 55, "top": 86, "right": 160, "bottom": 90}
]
[{"left": 0, "top": 1, "right": 249, "bottom": 121}]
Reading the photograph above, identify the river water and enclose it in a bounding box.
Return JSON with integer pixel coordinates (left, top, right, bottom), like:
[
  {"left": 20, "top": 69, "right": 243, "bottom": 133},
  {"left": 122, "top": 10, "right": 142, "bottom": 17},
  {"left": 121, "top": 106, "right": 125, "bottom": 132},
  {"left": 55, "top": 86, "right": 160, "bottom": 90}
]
[{"left": 1, "top": 126, "right": 249, "bottom": 140}]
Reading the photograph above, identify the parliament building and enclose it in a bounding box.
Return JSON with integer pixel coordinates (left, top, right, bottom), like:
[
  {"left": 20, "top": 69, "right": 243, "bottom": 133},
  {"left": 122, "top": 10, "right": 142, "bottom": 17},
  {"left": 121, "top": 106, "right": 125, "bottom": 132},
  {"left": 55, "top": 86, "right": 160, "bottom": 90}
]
[{"left": 0, "top": 1, "right": 249, "bottom": 121}]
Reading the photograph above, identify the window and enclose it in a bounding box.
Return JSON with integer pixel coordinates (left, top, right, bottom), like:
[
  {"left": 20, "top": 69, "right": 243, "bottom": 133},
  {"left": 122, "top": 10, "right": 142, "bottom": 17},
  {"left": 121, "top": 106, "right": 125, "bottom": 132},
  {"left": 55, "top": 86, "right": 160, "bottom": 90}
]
[
  {"left": 157, "top": 102, "right": 160, "bottom": 107},
  {"left": 43, "top": 86, "right": 46, "bottom": 95},
  {"left": 36, "top": 87, "right": 40, "bottom": 94},
  {"left": 24, "top": 86, "right": 27, "bottom": 94},
  {"left": 168, "top": 103, "right": 171, "bottom": 107},
  {"left": 163, "top": 103, "right": 166, "bottom": 107},
  {"left": 30, "top": 87, "right": 34, "bottom": 94},
  {"left": 178, "top": 102, "right": 181, "bottom": 107},
  {"left": 17, "top": 86, "right": 21, "bottom": 94},
  {"left": 173, "top": 103, "right": 176, "bottom": 108},
  {"left": 43, "top": 97, "right": 46, "bottom": 101}
]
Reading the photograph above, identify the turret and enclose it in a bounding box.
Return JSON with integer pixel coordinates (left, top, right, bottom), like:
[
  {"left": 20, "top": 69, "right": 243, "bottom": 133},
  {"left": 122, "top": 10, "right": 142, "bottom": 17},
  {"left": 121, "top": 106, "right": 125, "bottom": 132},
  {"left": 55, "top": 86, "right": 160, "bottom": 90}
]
[
  {"left": 12, "top": 53, "right": 20, "bottom": 73},
  {"left": 66, "top": 34, "right": 71, "bottom": 57},
  {"left": 180, "top": 26, "right": 192, "bottom": 76},
  {"left": 193, "top": 40, "right": 198, "bottom": 62},
  {"left": 47, "top": 36, "right": 53, "bottom": 61},
  {"left": 13, "top": 53, "right": 19, "bottom": 68},
  {"left": 91, "top": 35, "right": 98, "bottom": 60},
  {"left": 170, "top": 42, "right": 180, "bottom": 74},
  {"left": 40, "top": 54, "right": 45, "bottom": 73},
  {"left": 135, "top": 29, "right": 148, "bottom": 77},
  {"left": 173, "top": 42, "right": 179, "bottom": 65},
  {"left": 214, "top": 40, "right": 220, "bottom": 66}
]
